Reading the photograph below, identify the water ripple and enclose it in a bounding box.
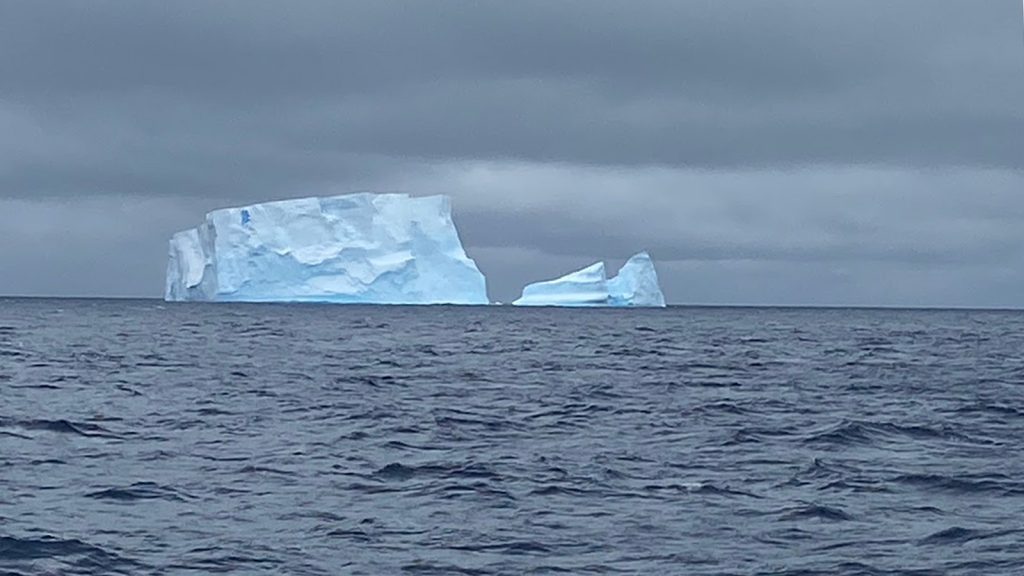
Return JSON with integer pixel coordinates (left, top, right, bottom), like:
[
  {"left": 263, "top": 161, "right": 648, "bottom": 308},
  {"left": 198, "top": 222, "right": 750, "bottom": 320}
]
[{"left": 1, "top": 300, "right": 1022, "bottom": 575}]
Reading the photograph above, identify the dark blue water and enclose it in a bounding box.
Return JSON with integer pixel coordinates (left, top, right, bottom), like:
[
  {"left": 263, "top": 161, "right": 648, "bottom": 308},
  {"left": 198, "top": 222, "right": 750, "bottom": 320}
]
[{"left": 2, "top": 299, "right": 1023, "bottom": 575}]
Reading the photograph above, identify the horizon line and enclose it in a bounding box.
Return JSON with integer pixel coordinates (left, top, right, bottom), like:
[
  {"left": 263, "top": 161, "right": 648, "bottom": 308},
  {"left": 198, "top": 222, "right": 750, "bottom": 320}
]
[{"left": 1, "top": 294, "right": 1021, "bottom": 313}]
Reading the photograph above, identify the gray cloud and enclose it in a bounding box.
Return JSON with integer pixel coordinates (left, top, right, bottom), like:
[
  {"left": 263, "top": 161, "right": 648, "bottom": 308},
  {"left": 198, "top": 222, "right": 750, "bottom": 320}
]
[
  {"left": 0, "top": 1, "right": 1022, "bottom": 304},
  {"left": 2, "top": 0, "right": 1021, "bottom": 178}
]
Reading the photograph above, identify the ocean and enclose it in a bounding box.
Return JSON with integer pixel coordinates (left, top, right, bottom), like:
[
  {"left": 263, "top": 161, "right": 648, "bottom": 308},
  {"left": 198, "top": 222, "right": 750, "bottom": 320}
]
[{"left": 1, "top": 299, "right": 1023, "bottom": 575}]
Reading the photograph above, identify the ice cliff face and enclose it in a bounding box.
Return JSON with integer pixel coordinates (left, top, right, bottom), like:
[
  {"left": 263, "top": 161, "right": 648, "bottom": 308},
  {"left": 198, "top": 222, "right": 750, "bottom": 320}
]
[
  {"left": 165, "top": 193, "right": 488, "bottom": 304},
  {"left": 513, "top": 252, "right": 666, "bottom": 307}
]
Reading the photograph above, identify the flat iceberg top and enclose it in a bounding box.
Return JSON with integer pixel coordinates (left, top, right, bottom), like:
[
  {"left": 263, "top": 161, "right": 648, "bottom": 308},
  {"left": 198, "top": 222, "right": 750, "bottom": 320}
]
[
  {"left": 165, "top": 192, "right": 488, "bottom": 304},
  {"left": 513, "top": 252, "right": 666, "bottom": 308}
]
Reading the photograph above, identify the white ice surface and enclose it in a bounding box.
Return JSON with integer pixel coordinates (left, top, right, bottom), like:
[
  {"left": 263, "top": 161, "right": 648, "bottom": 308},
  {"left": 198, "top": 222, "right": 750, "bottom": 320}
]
[{"left": 512, "top": 262, "right": 610, "bottom": 307}]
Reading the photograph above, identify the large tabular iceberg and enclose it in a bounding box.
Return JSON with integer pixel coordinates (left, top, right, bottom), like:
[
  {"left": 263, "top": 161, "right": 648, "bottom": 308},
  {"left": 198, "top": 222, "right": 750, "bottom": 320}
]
[
  {"left": 513, "top": 252, "right": 667, "bottom": 307},
  {"left": 165, "top": 193, "right": 488, "bottom": 304}
]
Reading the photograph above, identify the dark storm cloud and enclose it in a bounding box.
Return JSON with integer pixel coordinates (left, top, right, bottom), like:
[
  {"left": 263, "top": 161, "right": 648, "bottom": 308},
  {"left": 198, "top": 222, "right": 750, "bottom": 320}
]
[
  {"left": 0, "top": 1, "right": 1022, "bottom": 303},
  {"left": 1, "top": 0, "right": 1022, "bottom": 197}
]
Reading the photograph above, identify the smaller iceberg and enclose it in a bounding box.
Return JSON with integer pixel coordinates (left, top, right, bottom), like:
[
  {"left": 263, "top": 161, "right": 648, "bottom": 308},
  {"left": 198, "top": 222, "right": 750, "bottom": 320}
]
[{"left": 513, "top": 252, "right": 666, "bottom": 307}]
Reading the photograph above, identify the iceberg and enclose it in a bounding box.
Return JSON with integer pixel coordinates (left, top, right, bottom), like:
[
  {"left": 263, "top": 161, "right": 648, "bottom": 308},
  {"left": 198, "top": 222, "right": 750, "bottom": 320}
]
[
  {"left": 513, "top": 252, "right": 666, "bottom": 307},
  {"left": 165, "top": 193, "right": 488, "bottom": 304}
]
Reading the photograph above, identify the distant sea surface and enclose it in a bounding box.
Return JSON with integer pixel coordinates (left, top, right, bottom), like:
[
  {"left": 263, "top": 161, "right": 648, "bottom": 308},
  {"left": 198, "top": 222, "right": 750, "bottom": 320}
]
[{"left": 2, "top": 298, "right": 1023, "bottom": 575}]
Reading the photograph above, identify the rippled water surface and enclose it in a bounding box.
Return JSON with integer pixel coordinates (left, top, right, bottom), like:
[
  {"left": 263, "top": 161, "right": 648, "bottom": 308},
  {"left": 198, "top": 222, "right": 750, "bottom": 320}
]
[{"left": 2, "top": 299, "right": 1023, "bottom": 575}]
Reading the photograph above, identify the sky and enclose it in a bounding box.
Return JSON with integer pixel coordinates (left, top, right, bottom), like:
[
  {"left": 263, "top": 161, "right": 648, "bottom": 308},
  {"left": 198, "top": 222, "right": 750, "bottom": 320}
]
[{"left": 1, "top": 0, "right": 1023, "bottom": 306}]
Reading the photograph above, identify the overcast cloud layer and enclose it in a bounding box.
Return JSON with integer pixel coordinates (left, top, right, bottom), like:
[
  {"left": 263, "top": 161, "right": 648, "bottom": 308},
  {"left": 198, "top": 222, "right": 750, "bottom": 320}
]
[{"left": 1, "top": 1, "right": 1022, "bottom": 306}]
